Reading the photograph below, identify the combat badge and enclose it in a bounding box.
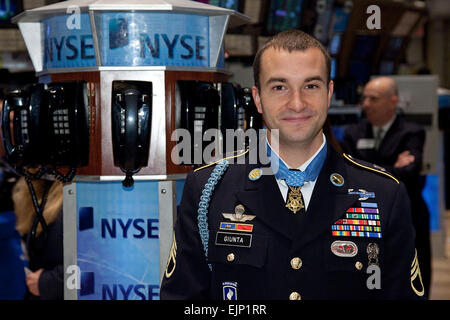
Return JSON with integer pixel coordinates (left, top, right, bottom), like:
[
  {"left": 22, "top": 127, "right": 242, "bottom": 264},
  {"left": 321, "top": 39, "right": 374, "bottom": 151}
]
[
  {"left": 331, "top": 240, "right": 358, "bottom": 257},
  {"left": 347, "top": 188, "right": 375, "bottom": 201}
]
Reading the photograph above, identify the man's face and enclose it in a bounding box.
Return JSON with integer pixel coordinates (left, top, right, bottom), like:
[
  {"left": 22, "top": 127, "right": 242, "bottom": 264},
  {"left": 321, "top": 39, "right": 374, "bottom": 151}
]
[
  {"left": 252, "top": 47, "right": 333, "bottom": 148},
  {"left": 362, "top": 81, "right": 397, "bottom": 127}
]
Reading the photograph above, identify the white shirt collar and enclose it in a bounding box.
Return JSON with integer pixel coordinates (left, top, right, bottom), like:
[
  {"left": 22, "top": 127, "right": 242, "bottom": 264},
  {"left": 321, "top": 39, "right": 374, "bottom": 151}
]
[{"left": 373, "top": 114, "right": 396, "bottom": 136}]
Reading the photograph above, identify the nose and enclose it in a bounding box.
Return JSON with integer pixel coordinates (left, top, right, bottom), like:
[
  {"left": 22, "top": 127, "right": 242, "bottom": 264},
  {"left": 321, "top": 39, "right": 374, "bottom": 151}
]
[
  {"left": 288, "top": 89, "right": 305, "bottom": 113},
  {"left": 362, "top": 97, "right": 371, "bottom": 110}
]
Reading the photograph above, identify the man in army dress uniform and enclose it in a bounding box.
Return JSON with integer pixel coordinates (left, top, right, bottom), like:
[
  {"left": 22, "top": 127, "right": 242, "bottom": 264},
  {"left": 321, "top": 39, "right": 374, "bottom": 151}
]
[{"left": 160, "top": 30, "right": 425, "bottom": 300}]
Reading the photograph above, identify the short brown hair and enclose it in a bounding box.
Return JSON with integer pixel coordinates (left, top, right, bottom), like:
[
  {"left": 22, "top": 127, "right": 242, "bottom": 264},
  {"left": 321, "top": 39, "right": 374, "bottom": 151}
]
[{"left": 253, "top": 29, "right": 331, "bottom": 90}]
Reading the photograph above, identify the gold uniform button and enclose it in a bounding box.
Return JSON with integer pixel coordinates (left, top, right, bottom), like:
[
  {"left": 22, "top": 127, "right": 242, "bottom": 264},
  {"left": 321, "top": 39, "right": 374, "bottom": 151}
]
[
  {"left": 289, "top": 292, "right": 301, "bottom": 300},
  {"left": 227, "top": 253, "right": 235, "bottom": 262},
  {"left": 290, "top": 257, "right": 302, "bottom": 270},
  {"left": 355, "top": 261, "right": 363, "bottom": 270}
]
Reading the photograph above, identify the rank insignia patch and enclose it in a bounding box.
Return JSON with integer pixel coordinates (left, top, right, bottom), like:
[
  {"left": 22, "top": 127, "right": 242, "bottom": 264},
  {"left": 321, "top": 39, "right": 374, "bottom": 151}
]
[
  {"left": 411, "top": 249, "right": 425, "bottom": 296},
  {"left": 164, "top": 234, "right": 177, "bottom": 278},
  {"left": 223, "top": 281, "right": 238, "bottom": 300}
]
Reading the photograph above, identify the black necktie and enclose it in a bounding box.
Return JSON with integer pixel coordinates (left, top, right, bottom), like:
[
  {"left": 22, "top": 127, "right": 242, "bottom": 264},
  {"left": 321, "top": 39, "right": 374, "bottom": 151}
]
[{"left": 374, "top": 128, "right": 384, "bottom": 150}]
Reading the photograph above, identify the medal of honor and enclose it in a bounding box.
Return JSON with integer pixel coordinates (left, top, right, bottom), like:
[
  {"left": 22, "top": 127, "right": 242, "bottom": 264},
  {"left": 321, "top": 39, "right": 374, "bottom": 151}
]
[{"left": 286, "top": 186, "right": 305, "bottom": 214}]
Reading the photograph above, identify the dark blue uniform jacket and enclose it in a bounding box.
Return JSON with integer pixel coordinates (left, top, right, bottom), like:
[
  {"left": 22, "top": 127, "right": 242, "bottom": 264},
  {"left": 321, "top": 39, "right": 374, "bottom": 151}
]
[{"left": 161, "top": 146, "right": 425, "bottom": 300}]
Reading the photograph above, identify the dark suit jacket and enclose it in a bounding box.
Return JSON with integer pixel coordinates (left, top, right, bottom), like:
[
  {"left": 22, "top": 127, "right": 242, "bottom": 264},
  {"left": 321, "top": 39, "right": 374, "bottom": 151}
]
[
  {"left": 341, "top": 115, "right": 425, "bottom": 191},
  {"left": 160, "top": 146, "right": 425, "bottom": 300}
]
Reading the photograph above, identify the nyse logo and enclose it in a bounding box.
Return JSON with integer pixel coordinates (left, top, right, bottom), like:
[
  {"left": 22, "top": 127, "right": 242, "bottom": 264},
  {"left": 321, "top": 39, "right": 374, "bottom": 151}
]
[
  {"left": 44, "top": 35, "right": 95, "bottom": 63},
  {"left": 67, "top": 268, "right": 160, "bottom": 300},
  {"left": 101, "top": 218, "right": 159, "bottom": 239},
  {"left": 78, "top": 207, "right": 159, "bottom": 239},
  {"left": 102, "top": 284, "right": 159, "bottom": 300},
  {"left": 107, "top": 18, "right": 206, "bottom": 61}
]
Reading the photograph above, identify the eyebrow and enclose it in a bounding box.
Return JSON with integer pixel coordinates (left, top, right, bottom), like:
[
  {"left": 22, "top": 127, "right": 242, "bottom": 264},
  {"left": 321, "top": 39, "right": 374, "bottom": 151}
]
[
  {"left": 304, "top": 76, "right": 326, "bottom": 83},
  {"left": 265, "top": 77, "right": 286, "bottom": 86},
  {"left": 264, "top": 76, "right": 326, "bottom": 86}
]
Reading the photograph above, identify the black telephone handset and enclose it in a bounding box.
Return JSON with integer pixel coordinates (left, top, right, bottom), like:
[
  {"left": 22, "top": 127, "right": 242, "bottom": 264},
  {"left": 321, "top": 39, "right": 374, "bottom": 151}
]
[
  {"left": 239, "top": 87, "right": 262, "bottom": 130},
  {"left": 1, "top": 83, "right": 47, "bottom": 166},
  {"left": 46, "top": 81, "right": 89, "bottom": 168},
  {"left": 112, "top": 81, "right": 152, "bottom": 187},
  {"left": 220, "top": 82, "right": 246, "bottom": 154},
  {"left": 177, "top": 81, "right": 219, "bottom": 165},
  {"left": 221, "top": 82, "right": 245, "bottom": 131}
]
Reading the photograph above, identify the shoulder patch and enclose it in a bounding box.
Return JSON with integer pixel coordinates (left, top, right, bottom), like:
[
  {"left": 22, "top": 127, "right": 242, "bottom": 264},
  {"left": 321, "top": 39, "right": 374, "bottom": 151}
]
[
  {"left": 343, "top": 153, "right": 399, "bottom": 184},
  {"left": 194, "top": 149, "right": 249, "bottom": 172}
]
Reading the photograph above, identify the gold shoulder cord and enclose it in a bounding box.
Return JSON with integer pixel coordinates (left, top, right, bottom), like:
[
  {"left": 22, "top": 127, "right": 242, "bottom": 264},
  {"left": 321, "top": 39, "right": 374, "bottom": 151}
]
[
  {"left": 343, "top": 154, "right": 399, "bottom": 184},
  {"left": 194, "top": 149, "right": 249, "bottom": 173}
]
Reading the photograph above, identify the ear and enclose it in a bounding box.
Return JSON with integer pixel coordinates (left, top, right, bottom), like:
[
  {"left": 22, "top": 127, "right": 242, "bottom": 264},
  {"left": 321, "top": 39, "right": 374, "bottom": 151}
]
[
  {"left": 327, "top": 80, "right": 334, "bottom": 109},
  {"left": 391, "top": 95, "right": 399, "bottom": 108},
  {"left": 252, "top": 86, "right": 263, "bottom": 114}
]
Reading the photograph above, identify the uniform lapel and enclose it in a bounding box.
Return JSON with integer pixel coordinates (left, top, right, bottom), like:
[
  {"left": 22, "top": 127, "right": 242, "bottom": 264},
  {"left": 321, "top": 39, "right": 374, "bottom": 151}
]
[
  {"left": 235, "top": 164, "right": 300, "bottom": 241},
  {"left": 291, "top": 147, "right": 360, "bottom": 250}
]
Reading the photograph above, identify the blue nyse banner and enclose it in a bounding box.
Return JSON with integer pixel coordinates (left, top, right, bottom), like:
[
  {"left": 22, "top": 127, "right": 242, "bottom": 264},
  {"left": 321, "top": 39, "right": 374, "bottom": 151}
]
[
  {"left": 43, "top": 13, "right": 97, "bottom": 69},
  {"left": 97, "top": 12, "right": 210, "bottom": 67},
  {"left": 41, "top": 12, "right": 217, "bottom": 69},
  {"left": 76, "top": 181, "right": 160, "bottom": 300}
]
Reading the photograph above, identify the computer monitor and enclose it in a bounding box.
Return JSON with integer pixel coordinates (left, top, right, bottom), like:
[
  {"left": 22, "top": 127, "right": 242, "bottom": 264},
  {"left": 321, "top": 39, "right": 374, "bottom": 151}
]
[
  {"left": 331, "top": 7, "right": 351, "bottom": 33},
  {"left": 329, "top": 33, "right": 342, "bottom": 56},
  {"left": 382, "top": 36, "right": 403, "bottom": 60},
  {"left": 265, "top": 0, "right": 303, "bottom": 35},
  {"left": 351, "top": 34, "right": 379, "bottom": 60},
  {"left": 349, "top": 60, "right": 372, "bottom": 84},
  {"left": 330, "top": 57, "right": 337, "bottom": 80},
  {"left": 193, "top": 0, "right": 242, "bottom": 11},
  {"left": 379, "top": 60, "right": 395, "bottom": 75},
  {"left": 0, "top": 0, "right": 22, "bottom": 26}
]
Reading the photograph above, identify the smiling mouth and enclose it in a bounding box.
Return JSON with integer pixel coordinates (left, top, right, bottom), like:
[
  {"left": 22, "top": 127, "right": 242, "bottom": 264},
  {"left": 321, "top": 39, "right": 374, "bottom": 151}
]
[{"left": 281, "top": 115, "right": 313, "bottom": 122}]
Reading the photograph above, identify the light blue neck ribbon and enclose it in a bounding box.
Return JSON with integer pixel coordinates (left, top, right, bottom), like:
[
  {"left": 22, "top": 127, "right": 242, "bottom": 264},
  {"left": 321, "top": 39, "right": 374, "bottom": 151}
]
[{"left": 267, "top": 142, "right": 327, "bottom": 187}]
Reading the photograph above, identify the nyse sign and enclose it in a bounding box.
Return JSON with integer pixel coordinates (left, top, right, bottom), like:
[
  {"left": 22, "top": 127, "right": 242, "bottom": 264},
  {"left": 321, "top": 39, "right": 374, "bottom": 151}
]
[
  {"left": 42, "top": 12, "right": 211, "bottom": 69},
  {"left": 76, "top": 181, "right": 161, "bottom": 300},
  {"left": 43, "top": 13, "right": 96, "bottom": 69},
  {"left": 100, "top": 12, "right": 210, "bottom": 67}
]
